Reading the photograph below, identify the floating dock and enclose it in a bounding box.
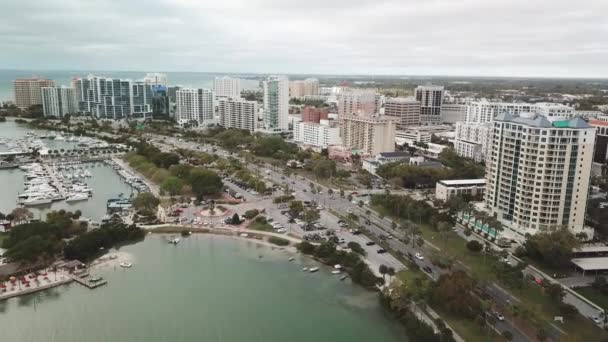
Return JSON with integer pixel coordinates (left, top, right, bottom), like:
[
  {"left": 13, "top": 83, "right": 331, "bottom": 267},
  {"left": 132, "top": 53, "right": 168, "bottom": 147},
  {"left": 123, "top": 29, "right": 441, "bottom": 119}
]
[{"left": 70, "top": 275, "right": 108, "bottom": 289}]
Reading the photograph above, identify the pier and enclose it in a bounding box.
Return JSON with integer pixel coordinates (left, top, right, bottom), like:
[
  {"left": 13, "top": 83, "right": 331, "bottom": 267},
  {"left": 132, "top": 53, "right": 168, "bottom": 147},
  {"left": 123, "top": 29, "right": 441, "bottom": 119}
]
[{"left": 70, "top": 274, "right": 108, "bottom": 289}]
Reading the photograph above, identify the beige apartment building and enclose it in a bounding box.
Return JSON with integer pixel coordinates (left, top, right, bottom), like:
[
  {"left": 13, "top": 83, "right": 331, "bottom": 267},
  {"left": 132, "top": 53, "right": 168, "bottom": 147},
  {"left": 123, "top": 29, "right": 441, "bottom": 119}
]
[
  {"left": 384, "top": 97, "right": 420, "bottom": 128},
  {"left": 341, "top": 114, "right": 396, "bottom": 156},
  {"left": 14, "top": 78, "right": 55, "bottom": 109},
  {"left": 485, "top": 112, "right": 595, "bottom": 237}
]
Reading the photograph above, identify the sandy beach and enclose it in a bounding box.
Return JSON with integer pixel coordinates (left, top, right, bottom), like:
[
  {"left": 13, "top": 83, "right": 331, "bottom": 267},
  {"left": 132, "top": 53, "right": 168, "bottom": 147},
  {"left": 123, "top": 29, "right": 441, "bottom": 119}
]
[{"left": 89, "top": 251, "right": 135, "bottom": 271}]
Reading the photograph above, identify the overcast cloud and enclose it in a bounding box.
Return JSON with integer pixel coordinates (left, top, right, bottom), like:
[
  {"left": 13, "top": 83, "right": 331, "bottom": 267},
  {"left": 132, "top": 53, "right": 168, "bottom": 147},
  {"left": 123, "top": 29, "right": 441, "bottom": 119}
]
[{"left": 1, "top": 0, "right": 607, "bottom": 77}]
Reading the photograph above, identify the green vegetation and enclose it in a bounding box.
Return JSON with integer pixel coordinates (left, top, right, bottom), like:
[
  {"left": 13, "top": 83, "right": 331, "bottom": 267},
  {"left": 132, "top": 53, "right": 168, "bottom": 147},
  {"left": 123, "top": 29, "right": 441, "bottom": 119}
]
[
  {"left": 267, "top": 236, "right": 290, "bottom": 246},
  {"left": 516, "top": 229, "right": 580, "bottom": 271},
  {"left": 374, "top": 195, "right": 608, "bottom": 340},
  {"left": 243, "top": 209, "right": 260, "bottom": 220},
  {"left": 64, "top": 222, "right": 145, "bottom": 261},
  {"left": 296, "top": 241, "right": 381, "bottom": 288},
  {"left": 347, "top": 241, "right": 366, "bottom": 256},
  {"left": 133, "top": 192, "right": 160, "bottom": 216},
  {"left": 574, "top": 284, "right": 608, "bottom": 309},
  {"left": 126, "top": 142, "right": 223, "bottom": 199},
  {"left": 249, "top": 216, "right": 273, "bottom": 231},
  {"left": 2, "top": 210, "right": 87, "bottom": 263},
  {"left": 377, "top": 148, "right": 484, "bottom": 188}
]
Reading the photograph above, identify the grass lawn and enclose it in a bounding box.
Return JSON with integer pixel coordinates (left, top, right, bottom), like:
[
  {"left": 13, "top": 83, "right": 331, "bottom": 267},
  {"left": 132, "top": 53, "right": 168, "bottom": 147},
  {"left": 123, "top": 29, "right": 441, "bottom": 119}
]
[
  {"left": 575, "top": 286, "right": 608, "bottom": 309},
  {"left": 248, "top": 221, "right": 274, "bottom": 232}
]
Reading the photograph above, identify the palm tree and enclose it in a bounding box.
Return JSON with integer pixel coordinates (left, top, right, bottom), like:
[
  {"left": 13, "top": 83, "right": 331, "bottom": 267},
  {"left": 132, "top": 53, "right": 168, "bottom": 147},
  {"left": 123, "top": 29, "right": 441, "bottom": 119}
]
[{"left": 379, "top": 264, "right": 388, "bottom": 283}]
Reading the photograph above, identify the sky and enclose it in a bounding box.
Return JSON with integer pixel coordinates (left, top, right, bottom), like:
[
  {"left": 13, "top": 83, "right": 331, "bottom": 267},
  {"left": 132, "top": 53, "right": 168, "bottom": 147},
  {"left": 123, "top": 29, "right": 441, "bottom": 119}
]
[{"left": 1, "top": 0, "right": 607, "bottom": 78}]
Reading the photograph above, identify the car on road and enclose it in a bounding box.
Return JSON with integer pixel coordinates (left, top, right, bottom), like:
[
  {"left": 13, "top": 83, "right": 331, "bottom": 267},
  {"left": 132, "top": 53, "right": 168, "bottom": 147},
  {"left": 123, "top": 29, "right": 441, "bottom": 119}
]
[
  {"left": 422, "top": 266, "right": 433, "bottom": 274},
  {"left": 592, "top": 316, "right": 602, "bottom": 325},
  {"left": 377, "top": 249, "right": 386, "bottom": 254},
  {"left": 494, "top": 312, "right": 505, "bottom": 321},
  {"left": 415, "top": 253, "right": 424, "bottom": 260},
  {"left": 365, "top": 241, "right": 375, "bottom": 246}
]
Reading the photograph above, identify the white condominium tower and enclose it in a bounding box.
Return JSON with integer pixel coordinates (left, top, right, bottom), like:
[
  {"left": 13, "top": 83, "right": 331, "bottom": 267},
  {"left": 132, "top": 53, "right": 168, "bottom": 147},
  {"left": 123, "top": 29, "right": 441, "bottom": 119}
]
[
  {"left": 262, "top": 75, "right": 289, "bottom": 132},
  {"left": 175, "top": 88, "right": 214, "bottom": 127},
  {"left": 218, "top": 97, "right": 258, "bottom": 133},
  {"left": 41, "top": 86, "right": 77, "bottom": 118},
  {"left": 485, "top": 112, "right": 595, "bottom": 237},
  {"left": 414, "top": 85, "right": 444, "bottom": 125},
  {"left": 465, "top": 100, "right": 534, "bottom": 123},
  {"left": 214, "top": 76, "right": 242, "bottom": 99}
]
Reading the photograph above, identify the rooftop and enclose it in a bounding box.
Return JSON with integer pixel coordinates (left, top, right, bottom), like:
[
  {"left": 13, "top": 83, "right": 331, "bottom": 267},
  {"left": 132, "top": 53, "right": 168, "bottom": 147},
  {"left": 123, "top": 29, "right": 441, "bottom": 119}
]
[
  {"left": 494, "top": 112, "right": 591, "bottom": 129},
  {"left": 378, "top": 151, "right": 410, "bottom": 158},
  {"left": 438, "top": 179, "right": 486, "bottom": 186},
  {"left": 571, "top": 257, "right": 608, "bottom": 271},
  {"left": 573, "top": 246, "right": 608, "bottom": 254}
]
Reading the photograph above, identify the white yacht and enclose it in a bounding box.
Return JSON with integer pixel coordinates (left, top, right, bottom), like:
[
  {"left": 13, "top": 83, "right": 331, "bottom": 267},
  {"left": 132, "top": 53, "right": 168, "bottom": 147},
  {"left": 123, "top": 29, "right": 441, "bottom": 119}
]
[
  {"left": 22, "top": 196, "right": 53, "bottom": 206},
  {"left": 66, "top": 193, "right": 89, "bottom": 202}
]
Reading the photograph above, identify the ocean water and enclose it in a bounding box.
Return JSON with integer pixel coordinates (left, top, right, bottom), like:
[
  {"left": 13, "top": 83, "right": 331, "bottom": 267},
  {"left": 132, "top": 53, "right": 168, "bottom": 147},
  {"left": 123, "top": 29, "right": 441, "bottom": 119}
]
[{"left": 0, "top": 69, "right": 262, "bottom": 102}]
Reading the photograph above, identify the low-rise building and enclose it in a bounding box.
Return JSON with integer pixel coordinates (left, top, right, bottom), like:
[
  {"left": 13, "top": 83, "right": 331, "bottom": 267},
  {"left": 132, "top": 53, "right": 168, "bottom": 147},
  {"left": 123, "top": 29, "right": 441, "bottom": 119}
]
[
  {"left": 362, "top": 152, "right": 410, "bottom": 175},
  {"left": 435, "top": 179, "right": 486, "bottom": 201}
]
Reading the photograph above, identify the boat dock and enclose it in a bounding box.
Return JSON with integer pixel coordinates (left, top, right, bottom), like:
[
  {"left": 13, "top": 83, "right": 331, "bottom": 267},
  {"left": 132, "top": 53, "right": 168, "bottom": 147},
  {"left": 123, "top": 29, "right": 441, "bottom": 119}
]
[{"left": 70, "top": 274, "right": 108, "bottom": 289}]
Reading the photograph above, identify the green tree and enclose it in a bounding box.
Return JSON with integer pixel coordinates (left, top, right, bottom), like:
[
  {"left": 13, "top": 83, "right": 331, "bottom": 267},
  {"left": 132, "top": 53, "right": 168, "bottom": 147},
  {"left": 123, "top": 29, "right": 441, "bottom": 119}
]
[
  {"left": 161, "top": 176, "right": 184, "bottom": 197},
  {"left": 190, "top": 168, "right": 223, "bottom": 199},
  {"left": 133, "top": 192, "right": 160, "bottom": 215},
  {"left": 288, "top": 200, "right": 305, "bottom": 219},
  {"left": 379, "top": 264, "right": 388, "bottom": 282},
  {"left": 302, "top": 208, "right": 320, "bottom": 229}
]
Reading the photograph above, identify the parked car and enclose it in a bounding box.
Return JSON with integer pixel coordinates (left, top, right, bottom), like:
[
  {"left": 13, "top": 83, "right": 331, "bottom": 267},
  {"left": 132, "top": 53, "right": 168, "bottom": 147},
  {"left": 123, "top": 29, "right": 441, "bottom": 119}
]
[
  {"left": 415, "top": 253, "right": 424, "bottom": 260},
  {"left": 494, "top": 312, "right": 505, "bottom": 321},
  {"left": 366, "top": 241, "right": 375, "bottom": 246},
  {"left": 377, "top": 249, "right": 387, "bottom": 254},
  {"left": 422, "top": 266, "right": 433, "bottom": 274}
]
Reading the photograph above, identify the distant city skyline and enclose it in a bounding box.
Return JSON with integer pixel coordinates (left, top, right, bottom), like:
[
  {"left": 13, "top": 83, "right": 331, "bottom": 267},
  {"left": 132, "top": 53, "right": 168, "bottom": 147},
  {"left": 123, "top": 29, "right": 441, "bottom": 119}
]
[{"left": 1, "top": 0, "right": 607, "bottom": 78}]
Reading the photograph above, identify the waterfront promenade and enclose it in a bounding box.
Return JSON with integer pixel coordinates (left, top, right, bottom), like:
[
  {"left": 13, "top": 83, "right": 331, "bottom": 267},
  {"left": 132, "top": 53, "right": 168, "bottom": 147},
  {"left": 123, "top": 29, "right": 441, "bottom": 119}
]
[{"left": 0, "top": 271, "right": 72, "bottom": 300}]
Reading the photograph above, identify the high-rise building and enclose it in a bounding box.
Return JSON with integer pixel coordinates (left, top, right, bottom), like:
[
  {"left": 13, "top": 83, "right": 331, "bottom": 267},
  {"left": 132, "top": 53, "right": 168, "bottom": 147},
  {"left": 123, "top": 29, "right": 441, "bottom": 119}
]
[
  {"left": 143, "top": 73, "right": 168, "bottom": 87},
  {"left": 218, "top": 97, "right": 258, "bottom": 133},
  {"left": 441, "top": 103, "right": 467, "bottom": 123},
  {"left": 533, "top": 102, "right": 576, "bottom": 119},
  {"left": 175, "top": 88, "right": 214, "bottom": 127},
  {"left": 301, "top": 106, "right": 328, "bottom": 123},
  {"left": 485, "top": 112, "right": 595, "bottom": 237},
  {"left": 289, "top": 78, "right": 319, "bottom": 98},
  {"left": 41, "top": 86, "right": 77, "bottom": 118},
  {"left": 341, "top": 114, "right": 396, "bottom": 156},
  {"left": 465, "top": 100, "right": 534, "bottom": 123},
  {"left": 384, "top": 97, "right": 420, "bottom": 128},
  {"left": 293, "top": 119, "right": 340, "bottom": 149},
  {"left": 73, "top": 76, "right": 133, "bottom": 120},
  {"left": 214, "top": 77, "right": 242, "bottom": 99},
  {"left": 262, "top": 75, "right": 289, "bottom": 132},
  {"left": 337, "top": 90, "right": 380, "bottom": 117},
  {"left": 453, "top": 122, "right": 492, "bottom": 162},
  {"left": 13, "top": 78, "right": 55, "bottom": 109},
  {"left": 131, "top": 82, "right": 154, "bottom": 119},
  {"left": 414, "top": 85, "right": 444, "bottom": 125}
]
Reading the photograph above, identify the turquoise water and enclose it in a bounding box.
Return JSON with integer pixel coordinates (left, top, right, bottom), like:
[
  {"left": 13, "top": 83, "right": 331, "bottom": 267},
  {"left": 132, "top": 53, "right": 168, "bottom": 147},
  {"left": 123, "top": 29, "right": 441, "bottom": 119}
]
[
  {"left": 0, "top": 235, "right": 406, "bottom": 342},
  {"left": 0, "top": 69, "right": 262, "bottom": 102}
]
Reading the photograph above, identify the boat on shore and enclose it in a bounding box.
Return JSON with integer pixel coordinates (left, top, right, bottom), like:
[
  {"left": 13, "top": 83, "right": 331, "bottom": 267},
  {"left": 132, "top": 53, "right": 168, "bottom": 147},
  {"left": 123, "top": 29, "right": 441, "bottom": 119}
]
[
  {"left": 309, "top": 267, "right": 319, "bottom": 273},
  {"left": 331, "top": 270, "right": 341, "bottom": 274},
  {"left": 119, "top": 262, "right": 132, "bottom": 268},
  {"left": 288, "top": 257, "right": 295, "bottom": 261},
  {"left": 301, "top": 267, "right": 308, "bottom": 272}
]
